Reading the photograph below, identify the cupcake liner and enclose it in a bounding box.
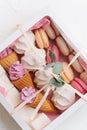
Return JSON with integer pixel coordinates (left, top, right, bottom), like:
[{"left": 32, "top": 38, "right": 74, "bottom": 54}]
[
  {"left": 0, "top": 52, "right": 18, "bottom": 71},
  {"left": 29, "top": 93, "right": 58, "bottom": 113},
  {"left": 12, "top": 71, "right": 34, "bottom": 91}
]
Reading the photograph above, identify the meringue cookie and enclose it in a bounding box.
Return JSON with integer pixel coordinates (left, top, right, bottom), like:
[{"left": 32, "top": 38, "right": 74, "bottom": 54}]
[
  {"left": 34, "top": 67, "right": 53, "bottom": 88},
  {"left": 14, "top": 31, "right": 35, "bottom": 54},
  {"left": 51, "top": 84, "right": 75, "bottom": 110},
  {"left": 21, "top": 47, "right": 46, "bottom": 71},
  {"left": 0, "top": 65, "right": 14, "bottom": 92}
]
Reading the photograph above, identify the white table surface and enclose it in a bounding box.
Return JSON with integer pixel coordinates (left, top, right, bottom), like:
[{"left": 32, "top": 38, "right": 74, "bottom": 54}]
[{"left": 0, "top": 0, "right": 87, "bottom": 130}]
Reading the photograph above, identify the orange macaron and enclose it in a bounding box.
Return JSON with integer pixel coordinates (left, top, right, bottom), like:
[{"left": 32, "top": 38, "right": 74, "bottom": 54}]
[
  {"left": 60, "top": 62, "right": 74, "bottom": 83},
  {"left": 35, "top": 28, "right": 49, "bottom": 49}
]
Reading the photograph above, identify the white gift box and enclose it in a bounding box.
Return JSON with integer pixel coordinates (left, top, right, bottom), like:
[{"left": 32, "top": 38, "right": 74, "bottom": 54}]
[{"left": 0, "top": 7, "right": 87, "bottom": 130}]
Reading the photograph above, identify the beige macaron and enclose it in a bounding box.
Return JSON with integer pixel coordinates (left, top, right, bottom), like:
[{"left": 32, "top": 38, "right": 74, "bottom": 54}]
[
  {"left": 60, "top": 62, "right": 74, "bottom": 83},
  {"left": 68, "top": 54, "right": 83, "bottom": 73},
  {"left": 35, "top": 28, "right": 49, "bottom": 49},
  {"left": 44, "top": 24, "right": 56, "bottom": 40},
  {"left": 56, "top": 36, "right": 70, "bottom": 56},
  {"left": 80, "top": 71, "right": 87, "bottom": 85}
]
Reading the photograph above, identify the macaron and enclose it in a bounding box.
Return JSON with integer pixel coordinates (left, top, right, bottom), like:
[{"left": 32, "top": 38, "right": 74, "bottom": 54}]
[
  {"left": 56, "top": 36, "right": 70, "bottom": 56},
  {"left": 68, "top": 54, "right": 83, "bottom": 73},
  {"left": 71, "top": 77, "right": 87, "bottom": 94},
  {"left": 46, "top": 44, "right": 59, "bottom": 63},
  {"left": 60, "top": 62, "right": 74, "bottom": 83},
  {"left": 43, "top": 24, "right": 56, "bottom": 40},
  {"left": 80, "top": 71, "right": 87, "bottom": 85},
  {"left": 35, "top": 28, "right": 49, "bottom": 49}
]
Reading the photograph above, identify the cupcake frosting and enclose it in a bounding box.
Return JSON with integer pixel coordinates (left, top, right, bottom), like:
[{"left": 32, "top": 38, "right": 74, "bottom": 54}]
[
  {"left": 34, "top": 67, "right": 53, "bottom": 89},
  {"left": 20, "top": 87, "right": 36, "bottom": 103},
  {"left": 14, "top": 31, "right": 35, "bottom": 54},
  {"left": 21, "top": 47, "right": 46, "bottom": 70},
  {"left": 9, "top": 61, "right": 26, "bottom": 80},
  {"left": 51, "top": 84, "right": 75, "bottom": 110},
  {"left": 0, "top": 47, "right": 12, "bottom": 59}
]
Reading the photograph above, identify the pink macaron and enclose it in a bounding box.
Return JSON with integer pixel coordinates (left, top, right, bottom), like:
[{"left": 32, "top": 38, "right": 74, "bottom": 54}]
[
  {"left": 46, "top": 44, "right": 59, "bottom": 63},
  {"left": 71, "top": 77, "right": 87, "bottom": 94}
]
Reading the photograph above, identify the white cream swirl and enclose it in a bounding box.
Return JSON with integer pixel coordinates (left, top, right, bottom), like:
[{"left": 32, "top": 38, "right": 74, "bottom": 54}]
[
  {"left": 51, "top": 84, "right": 75, "bottom": 110},
  {"left": 34, "top": 67, "right": 53, "bottom": 89},
  {"left": 21, "top": 47, "right": 46, "bottom": 71},
  {"left": 14, "top": 31, "right": 35, "bottom": 54}
]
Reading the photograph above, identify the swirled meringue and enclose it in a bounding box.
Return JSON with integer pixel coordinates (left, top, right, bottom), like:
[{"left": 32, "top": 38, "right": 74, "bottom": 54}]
[
  {"left": 14, "top": 31, "right": 35, "bottom": 54},
  {"left": 34, "top": 67, "right": 53, "bottom": 89},
  {"left": 51, "top": 84, "right": 75, "bottom": 110},
  {"left": 21, "top": 47, "right": 46, "bottom": 71}
]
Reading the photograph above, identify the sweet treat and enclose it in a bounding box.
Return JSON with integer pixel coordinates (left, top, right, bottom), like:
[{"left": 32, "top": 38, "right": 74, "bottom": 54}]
[
  {"left": 34, "top": 67, "right": 53, "bottom": 89},
  {"left": 68, "top": 54, "right": 83, "bottom": 73},
  {"left": 0, "top": 86, "right": 7, "bottom": 97},
  {"left": 35, "top": 28, "right": 49, "bottom": 49},
  {"left": 60, "top": 62, "right": 74, "bottom": 83},
  {"left": 51, "top": 22, "right": 60, "bottom": 36},
  {"left": 0, "top": 65, "right": 14, "bottom": 92},
  {"left": 80, "top": 71, "right": 87, "bottom": 85},
  {"left": 46, "top": 44, "right": 59, "bottom": 63},
  {"left": 9, "top": 61, "right": 34, "bottom": 90},
  {"left": 21, "top": 48, "right": 46, "bottom": 71},
  {"left": 56, "top": 36, "right": 70, "bottom": 56},
  {"left": 51, "top": 84, "right": 75, "bottom": 110},
  {"left": 20, "top": 87, "right": 57, "bottom": 113},
  {"left": 6, "top": 87, "right": 21, "bottom": 107},
  {"left": 43, "top": 24, "right": 56, "bottom": 39},
  {"left": 0, "top": 47, "right": 18, "bottom": 71},
  {"left": 71, "top": 77, "right": 87, "bottom": 94},
  {"left": 78, "top": 57, "right": 87, "bottom": 72},
  {"left": 30, "top": 113, "right": 51, "bottom": 130},
  {"left": 14, "top": 31, "right": 35, "bottom": 54},
  {"left": 18, "top": 105, "right": 36, "bottom": 123}
]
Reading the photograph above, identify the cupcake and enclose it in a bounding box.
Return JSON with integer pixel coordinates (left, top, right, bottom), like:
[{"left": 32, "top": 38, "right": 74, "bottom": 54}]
[
  {"left": 0, "top": 47, "right": 18, "bottom": 71},
  {"left": 9, "top": 61, "right": 34, "bottom": 91},
  {"left": 20, "top": 87, "right": 58, "bottom": 113}
]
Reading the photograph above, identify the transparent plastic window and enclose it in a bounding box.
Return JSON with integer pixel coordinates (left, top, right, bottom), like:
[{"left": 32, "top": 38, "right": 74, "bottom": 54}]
[{"left": 0, "top": 16, "right": 87, "bottom": 130}]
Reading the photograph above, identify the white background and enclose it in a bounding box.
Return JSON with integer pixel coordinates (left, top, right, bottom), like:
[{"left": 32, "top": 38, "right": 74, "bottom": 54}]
[{"left": 0, "top": 0, "right": 87, "bottom": 130}]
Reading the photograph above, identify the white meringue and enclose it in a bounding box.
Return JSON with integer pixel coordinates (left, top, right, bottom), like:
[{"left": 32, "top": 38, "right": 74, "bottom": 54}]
[
  {"left": 34, "top": 67, "right": 53, "bottom": 89},
  {"left": 21, "top": 47, "right": 46, "bottom": 71},
  {"left": 14, "top": 31, "right": 35, "bottom": 54},
  {"left": 51, "top": 84, "right": 75, "bottom": 110}
]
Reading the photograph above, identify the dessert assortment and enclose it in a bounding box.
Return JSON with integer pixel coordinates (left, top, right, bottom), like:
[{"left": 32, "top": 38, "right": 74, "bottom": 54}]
[{"left": 0, "top": 16, "right": 87, "bottom": 130}]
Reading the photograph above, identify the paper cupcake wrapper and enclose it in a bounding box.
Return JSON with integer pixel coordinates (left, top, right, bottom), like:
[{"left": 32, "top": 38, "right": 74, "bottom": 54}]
[
  {"left": 0, "top": 52, "right": 18, "bottom": 71},
  {"left": 29, "top": 93, "right": 58, "bottom": 113},
  {"left": 12, "top": 71, "right": 34, "bottom": 91}
]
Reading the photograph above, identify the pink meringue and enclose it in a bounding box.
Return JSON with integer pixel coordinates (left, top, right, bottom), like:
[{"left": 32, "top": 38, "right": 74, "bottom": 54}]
[
  {"left": 20, "top": 87, "right": 36, "bottom": 103},
  {"left": 9, "top": 61, "right": 26, "bottom": 80},
  {"left": 0, "top": 47, "right": 13, "bottom": 59}
]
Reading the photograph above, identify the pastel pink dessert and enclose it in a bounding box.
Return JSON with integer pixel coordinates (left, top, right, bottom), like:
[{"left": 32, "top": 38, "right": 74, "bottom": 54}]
[
  {"left": 0, "top": 86, "right": 7, "bottom": 97},
  {"left": 71, "top": 77, "right": 87, "bottom": 94},
  {"left": 20, "top": 87, "right": 36, "bottom": 103},
  {"left": 46, "top": 44, "right": 59, "bottom": 63},
  {"left": 0, "top": 47, "right": 12, "bottom": 59}
]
